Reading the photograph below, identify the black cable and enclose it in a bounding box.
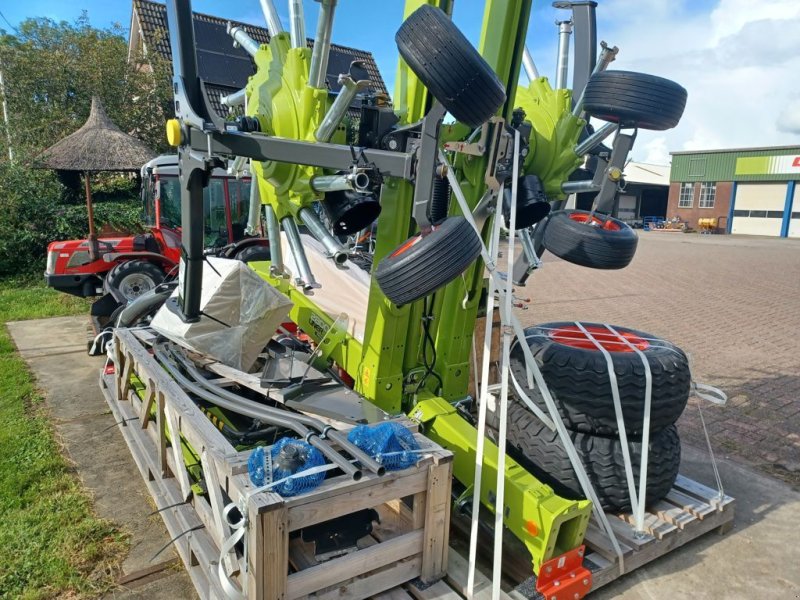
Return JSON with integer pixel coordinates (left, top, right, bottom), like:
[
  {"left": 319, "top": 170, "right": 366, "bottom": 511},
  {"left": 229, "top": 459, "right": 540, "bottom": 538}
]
[{"left": 417, "top": 296, "right": 443, "bottom": 394}]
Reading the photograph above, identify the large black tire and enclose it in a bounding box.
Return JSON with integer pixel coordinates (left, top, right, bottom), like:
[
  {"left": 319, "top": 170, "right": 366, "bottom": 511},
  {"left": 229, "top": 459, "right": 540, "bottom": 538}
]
[
  {"left": 542, "top": 210, "right": 638, "bottom": 269},
  {"left": 105, "top": 260, "right": 165, "bottom": 303},
  {"left": 498, "top": 400, "right": 681, "bottom": 512},
  {"left": 583, "top": 71, "right": 687, "bottom": 131},
  {"left": 511, "top": 322, "right": 691, "bottom": 435},
  {"left": 375, "top": 216, "right": 481, "bottom": 306},
  {"left": 235, "top": 245, "right": 271, "bottom": 263},
  {"left": 396, "top": 5, "right": 506, "bottom": 127}
]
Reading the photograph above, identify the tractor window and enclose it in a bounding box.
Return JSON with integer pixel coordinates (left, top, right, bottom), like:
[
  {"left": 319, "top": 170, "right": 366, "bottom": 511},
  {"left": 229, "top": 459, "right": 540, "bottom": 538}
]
[
  {"left": 204, "top": 179, "right": 228, "bottom": 248},
  {"left": 227, "top": 178, "right": 252, "bottom": 241},
  {"left": 142, "top": 174, "right": 157, "bottom": 227},
  {"left": 159, "top": 176, "right": 182, "bottom": 228}
]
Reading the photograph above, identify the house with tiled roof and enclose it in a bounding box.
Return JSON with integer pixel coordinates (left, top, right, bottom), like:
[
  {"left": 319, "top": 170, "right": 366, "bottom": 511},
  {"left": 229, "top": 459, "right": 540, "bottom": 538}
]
[{"left": 127, "top": 0, "right": 389, "bottom": 118}]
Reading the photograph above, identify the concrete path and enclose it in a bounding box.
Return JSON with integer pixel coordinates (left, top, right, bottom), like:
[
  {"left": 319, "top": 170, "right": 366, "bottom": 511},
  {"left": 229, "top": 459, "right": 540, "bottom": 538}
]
[
  {"left": 8, "top": 315, "right": 800, "bottom": 599},
  {"left": 7, "top": 317, "right": 195, "bottom": 599}
]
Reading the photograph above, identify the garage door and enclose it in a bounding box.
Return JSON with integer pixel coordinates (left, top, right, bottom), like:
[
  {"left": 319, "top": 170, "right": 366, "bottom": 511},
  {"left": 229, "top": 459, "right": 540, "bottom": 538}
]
[
  {"left": 788, "top": 184, "right": 800, "bottom": 238},
  {"left": 731, "top": 183, "right": 786, "bottom": 236},
  {"left": 617, "top": 194, "right": 637, "bottom": 222}
]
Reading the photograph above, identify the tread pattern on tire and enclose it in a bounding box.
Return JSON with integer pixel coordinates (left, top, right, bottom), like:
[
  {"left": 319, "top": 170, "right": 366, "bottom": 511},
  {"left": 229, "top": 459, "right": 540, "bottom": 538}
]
[
  {"left": 510, "top": 322, "right": 691, "bottom": 436},
  {"left": 542, "top": 210, "right": 638, "bottom": 270},
  {"left": 375, "top": 216, "right": 482, "bottom": 306},
  {"left": 495, "top": 400, "right": 681, "bottom": 512},
  {"left": 396, "top": 5, "right": 506, "bottom": 127},
  {"left": 235, "top": 245, "right": 271, "bottom": 263},
  {"left": 105, "top": 260, "right": 165, "bottom": 301},
  {"left": 583, "top": 70, "right": 687, "bottom": 131}
]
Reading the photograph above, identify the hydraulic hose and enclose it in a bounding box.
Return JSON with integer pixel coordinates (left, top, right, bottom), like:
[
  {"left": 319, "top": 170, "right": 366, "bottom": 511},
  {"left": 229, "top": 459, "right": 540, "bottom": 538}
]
[
  {"left": 170, "top": 347, "right": 386, "bottom": 477},
  {"left": 155, "top": 346, "right": 363, "bottom": 481}
]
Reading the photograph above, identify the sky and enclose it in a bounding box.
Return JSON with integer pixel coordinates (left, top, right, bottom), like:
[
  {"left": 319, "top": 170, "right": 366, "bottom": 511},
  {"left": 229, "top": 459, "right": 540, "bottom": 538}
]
[{"left": 2, "top": 0, "right": 799, "bottom": 165}]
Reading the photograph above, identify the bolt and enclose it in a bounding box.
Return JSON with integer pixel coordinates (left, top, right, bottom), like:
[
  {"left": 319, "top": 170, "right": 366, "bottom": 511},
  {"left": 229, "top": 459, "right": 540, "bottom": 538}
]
[
  {"left": 546, "top": 566, "right": 552, "bottom": 574},
  {"left": 554, "top": 580, "right": 560, "bottom": 586},
  {"left": 583, "top": 579, "right": 589, "bottom": 585},
  {"left": 385, "top": 383, "right": 392, "bottom": 390},
  {"left": 574, "top": 595, "right": 580, "bottom": 600}
]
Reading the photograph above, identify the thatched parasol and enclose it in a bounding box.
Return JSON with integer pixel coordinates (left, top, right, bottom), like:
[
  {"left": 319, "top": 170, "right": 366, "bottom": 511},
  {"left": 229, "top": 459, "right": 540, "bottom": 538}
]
[{"left": 38, "top": 96, "right": 157, "bottom": 258}]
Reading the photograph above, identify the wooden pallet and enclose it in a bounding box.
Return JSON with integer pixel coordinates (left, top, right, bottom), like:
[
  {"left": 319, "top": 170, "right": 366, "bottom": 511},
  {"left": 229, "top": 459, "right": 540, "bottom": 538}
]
[{"left": 102, "top": 328, "right": 735, "bottom": 599}]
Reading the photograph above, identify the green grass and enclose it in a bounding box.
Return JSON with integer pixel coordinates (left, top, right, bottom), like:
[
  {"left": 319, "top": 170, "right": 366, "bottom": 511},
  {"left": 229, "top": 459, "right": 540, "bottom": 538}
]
[{"left": 0, "top": 280, "right": 126, "bottom": 599}]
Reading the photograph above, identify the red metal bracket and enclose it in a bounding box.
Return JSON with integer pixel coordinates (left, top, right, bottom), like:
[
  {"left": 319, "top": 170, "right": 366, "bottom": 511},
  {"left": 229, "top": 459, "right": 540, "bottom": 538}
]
[{"left": 536, "top": 545, "right": 592, "bottom": 600}]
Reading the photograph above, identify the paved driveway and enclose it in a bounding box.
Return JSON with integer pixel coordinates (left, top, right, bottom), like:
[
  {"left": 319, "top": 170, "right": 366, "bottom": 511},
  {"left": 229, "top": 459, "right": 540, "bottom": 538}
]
[{"left": 519, "top": 232, "right": 800, "bottom": 485}]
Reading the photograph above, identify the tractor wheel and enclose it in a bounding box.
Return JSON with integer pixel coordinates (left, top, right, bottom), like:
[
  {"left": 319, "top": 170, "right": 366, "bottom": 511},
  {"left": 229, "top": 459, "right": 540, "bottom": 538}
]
[
  {"left": 508, "top": 322, "right": 691, "bottom": 436},
  {"left": 105, "top": 260, "right": 165, "bottom": 302},
  {"left": 496, "top": 401, "right": 681, "bottom": 512},
  {"left": 542, "top": 210, "right": 638, "bottom": 270},
  {"left": 115, "top": 283, "right": 176, "bottom": 328},
  {"left": 375, "top": 216, "right": 482, "bottom": 306},
  {"left": 396, "top": 5, "right": 506, "bottom": 127},
  {"left": 235, "top": 245, "right": 271, "bottom": 263},
  {"left": 583, "top": 71, "right": 688, "bottom": 131}
]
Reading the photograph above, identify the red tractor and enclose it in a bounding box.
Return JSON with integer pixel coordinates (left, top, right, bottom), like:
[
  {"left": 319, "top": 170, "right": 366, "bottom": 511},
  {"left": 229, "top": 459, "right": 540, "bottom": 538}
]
[{"left": 44, "top": 155, "right": 269, "bottom": 332}]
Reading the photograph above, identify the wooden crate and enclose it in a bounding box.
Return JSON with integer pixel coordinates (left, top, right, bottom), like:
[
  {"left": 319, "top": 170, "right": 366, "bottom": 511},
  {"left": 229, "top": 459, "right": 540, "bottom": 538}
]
[{"left": 101, "top": 328, "right": 453, "bottom": 600}]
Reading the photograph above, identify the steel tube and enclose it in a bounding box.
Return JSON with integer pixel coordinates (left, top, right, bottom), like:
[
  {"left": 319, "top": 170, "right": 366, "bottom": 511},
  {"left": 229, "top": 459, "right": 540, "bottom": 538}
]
[
  {"left": 315, "top": 76, "right": 368, "bottom": 142},
  {"left": 289, "top": 0, "right": 306, "bottom": 48},
  {"left": 555, "top": 20, "right": 573, "bottom": 89},
  {"left": 156, "top": 347, "right": 362, "bottom": 480},
  {"left": 308, "top": 0, "right": 337, "bottom": 88},
  {"left": 228, "top": 24, "right": 261, "bottom": 58},
  {"left": 221, "top": 88, "right": 246, "bottom": 108},
  {"left": 245, "top": 164, "right": 262, "bottom": 235},
  {"left": 310, "top": 172, "right": 370, "bottom": 193},
  {"left": 574, "top": 121, "right": 616, "bottom": 156},
  {"left": 171, "top": 348, "right": 384, "bottom": 476},
  {"left": 264, "top": 204, "right": 284, "bottom": 275},
  {"left": 299, "top": 207, "right": 348, "bottom": 265},
  {"left": 259, "top": 0, "right": 285, "bottom": 34},
  {"left": 282, "top": 217, "right": 318, "bottom": 290},
  {"left": 562, "top": 180, "right": 600, "bottom": 194},
  {"left": 572, "top": 42, "right": 618, "bottom": 117},
  {"left": 522, "top": 46, "right": 540, "bottom": 82}
]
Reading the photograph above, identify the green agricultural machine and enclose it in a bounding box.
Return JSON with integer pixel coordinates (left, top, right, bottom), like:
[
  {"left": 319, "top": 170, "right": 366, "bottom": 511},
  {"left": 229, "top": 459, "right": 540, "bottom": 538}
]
[{"left": 152, "top": 0, "right": 694, "bottom": 595}]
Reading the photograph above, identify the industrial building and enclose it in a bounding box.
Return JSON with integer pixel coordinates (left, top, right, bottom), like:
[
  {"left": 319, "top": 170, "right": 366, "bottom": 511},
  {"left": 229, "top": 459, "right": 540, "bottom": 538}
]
[{"left": 668, "top": 146, "right": 800, "bottom": 237}]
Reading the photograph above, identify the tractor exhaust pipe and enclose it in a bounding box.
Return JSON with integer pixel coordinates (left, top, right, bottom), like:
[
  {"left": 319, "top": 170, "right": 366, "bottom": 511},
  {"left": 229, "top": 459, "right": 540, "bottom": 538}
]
[
  {"left": 315, "top": 69, "right": 370, "bottom": 142},
  {"left": 259, "top": 0, "right": 285, "bottom": 35},
  {"left": 227, "top": 23, "right": 261, "bottom": 58},
  {"left": 572, "top": 41, "right": 618, "bottom": 118},
  {"left": 311, "top": 171, "right": 370, "bottom": 194},
  {"left": 282, "top": 217, "right": 319, "bottom": 291},
  {"left": 308, "top": 0, "right": 337, "bottom": 88},
  {"left": 289, "top": 0, "right": 306, "bottom": 48},
  {"left": 299, "top": 207, "right": 348, "bottom": 265},
  {"left": 555, "top": 20, "right": 573, "bottom": 89}
]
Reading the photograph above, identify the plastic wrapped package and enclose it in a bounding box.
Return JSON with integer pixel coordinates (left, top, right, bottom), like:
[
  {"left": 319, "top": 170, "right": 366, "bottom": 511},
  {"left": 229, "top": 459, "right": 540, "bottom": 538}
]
[
  {"left": 347, "top": 422, "right": 421, "bottom": 470},
  {"left": 150, "top": 257, "right": 292, "bottom": 371},
  {"left": 247, "top": 438, "right": 326, "bottom": 496}
]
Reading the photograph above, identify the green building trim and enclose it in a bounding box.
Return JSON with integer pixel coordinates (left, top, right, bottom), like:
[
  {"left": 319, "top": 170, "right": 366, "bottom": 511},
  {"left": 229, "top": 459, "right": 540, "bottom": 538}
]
[{"left": 670, "top": 146, "right": 800, "bottom": 183}]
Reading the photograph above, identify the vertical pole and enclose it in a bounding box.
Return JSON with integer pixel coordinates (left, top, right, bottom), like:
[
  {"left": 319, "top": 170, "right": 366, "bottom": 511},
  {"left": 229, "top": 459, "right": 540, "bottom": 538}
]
[
  {"left": 726, "top": 182, "right": 737, "bottom": 234},
  {"left": 84, "top": 172, "right": 99, "bottom": 261},
  {"left": 522, "top": 46, "right": 540, "bottom": 82},
  {"left": 289, "top": 0, "right": 306, "bottom": 48},
  {"left": 259, "top": 0, "right": 285, "bottom": 35},
  {"left": 0, "top": 65, "right": 13, "bottom": 163},
  {"left": 780, "top": 181, "right": 795, "bottom": 238},
  {"left": 308, "top": 0, "right": 337, "bottom": 89},
  {"left": 554, "top": 20, "right": 573, "bottom": 90}
]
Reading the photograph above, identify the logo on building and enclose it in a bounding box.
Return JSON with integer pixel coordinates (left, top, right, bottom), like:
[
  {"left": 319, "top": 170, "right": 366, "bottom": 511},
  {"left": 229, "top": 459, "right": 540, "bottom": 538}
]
[{"left": 735, "top": 155, "right": 800, "bottom": 176}]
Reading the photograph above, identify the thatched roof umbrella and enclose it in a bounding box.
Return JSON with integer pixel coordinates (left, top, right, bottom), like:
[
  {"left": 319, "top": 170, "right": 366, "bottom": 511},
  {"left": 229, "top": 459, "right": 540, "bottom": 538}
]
[{"left": 38, "top": 96, "right": 156, "bottom": 259}]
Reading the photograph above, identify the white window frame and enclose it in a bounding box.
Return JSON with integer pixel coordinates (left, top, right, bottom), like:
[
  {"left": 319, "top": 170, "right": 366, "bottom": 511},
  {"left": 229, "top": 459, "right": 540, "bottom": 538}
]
[
  {"left": 699, "top": 182, "right": 716, "bottom": 209},
  {"left": 678, "top": 182, "right": 694, "bottom": 208}
]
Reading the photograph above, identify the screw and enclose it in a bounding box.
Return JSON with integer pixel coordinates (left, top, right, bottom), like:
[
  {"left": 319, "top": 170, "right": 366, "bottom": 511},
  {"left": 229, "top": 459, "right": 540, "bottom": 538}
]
[
  {"left": 546, "top": 566, "right": 552, "bottom": 573},
  {"left": 574, "top": 595, "right": 580, "bottom": 600},
  {"left": 554, "top": 581, "right": 560, "bottom": 586},
  {"left": 583, "top": 579, "right": 589, "bottom": 585}
]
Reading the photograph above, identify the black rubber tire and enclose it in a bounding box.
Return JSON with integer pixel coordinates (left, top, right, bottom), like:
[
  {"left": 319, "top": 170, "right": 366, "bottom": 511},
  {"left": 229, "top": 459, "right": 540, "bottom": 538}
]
[
  {"left": 498, "top": 400, "right": 681, "bottom": 512},
  {"left": 375, "top": 216, "right": 482, "bottom": 306},
  {"left": 235, "top": 245, "right": 271, "bottom": 263},
  {"left": 396, "top": 5, "right": 506, "bottom": 127},
  {"left": 583, "top": 71, "right": 687, "bottom": 131},
  {"left": 542, "top": 210, "right": 638, "bottom": 270},
  {"left": 510, "top": 322, "right": 691, "bottom": 436},
  {"left": 105, "top": 260, "right": 165, "bottom": 303}
]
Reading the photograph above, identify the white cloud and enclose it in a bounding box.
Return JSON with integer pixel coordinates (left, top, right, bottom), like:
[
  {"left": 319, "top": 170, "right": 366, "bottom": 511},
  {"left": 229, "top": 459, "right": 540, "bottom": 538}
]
[{"left": 777, "top": 99, "right": 800, "bottom": 134}]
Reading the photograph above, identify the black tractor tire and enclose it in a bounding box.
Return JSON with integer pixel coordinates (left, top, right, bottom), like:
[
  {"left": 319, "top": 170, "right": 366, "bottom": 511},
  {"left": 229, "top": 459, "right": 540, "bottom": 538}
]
[
  {"left": 510, "top": 322, "right": 691, "bottom": 436},
  {"left": 498, "top": 400, "right": 681, "bottom": 512},
  {"left": 105, "top": 260, "right": 165, "bottom": 303},
  {"left": 396, "top": 4, "right": 506, "bottom": 127},
  {"left": 235, "top": 245, "right": 271, "bottom": 263},
  {"left": 542, "top": 210, "right": 638, "bottom": 270},
  {"left": 583, "top": 70, "right": 688, "bottom": 131},
  {"left": 375, "top": 216, "right": 482, "bottom": 306}
]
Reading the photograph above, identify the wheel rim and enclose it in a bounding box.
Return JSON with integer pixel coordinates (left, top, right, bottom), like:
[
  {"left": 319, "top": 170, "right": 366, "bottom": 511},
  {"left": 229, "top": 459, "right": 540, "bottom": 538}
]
[
  {"left": 568, "top": 212, "right": 621, "bottom": 231},
  {"left": 119, "top": 273, "right": 156, "bottom": 301},
  {"left": 549, "top": 325, "right": 649, "bottom": 352}
]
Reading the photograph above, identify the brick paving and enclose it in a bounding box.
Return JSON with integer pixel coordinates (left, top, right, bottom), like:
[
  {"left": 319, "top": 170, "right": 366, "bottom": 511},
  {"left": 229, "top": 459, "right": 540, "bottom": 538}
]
[{"left": 516, "top": 232, "right": 800, "bottom": 486}]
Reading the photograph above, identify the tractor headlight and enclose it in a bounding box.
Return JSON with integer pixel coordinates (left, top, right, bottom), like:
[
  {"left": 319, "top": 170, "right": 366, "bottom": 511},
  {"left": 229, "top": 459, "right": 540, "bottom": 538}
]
[{"left": 45, "top": 250, "right": 58, "bottom": 275}]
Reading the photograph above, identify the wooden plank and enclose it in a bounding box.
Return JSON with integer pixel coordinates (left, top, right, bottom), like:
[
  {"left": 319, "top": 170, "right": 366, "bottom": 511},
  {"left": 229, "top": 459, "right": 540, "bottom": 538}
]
[
  {"left": 156, "top": 390, "right": 169, "bottom": 478},
  {"left": 444, "top": 544, "right": 512, "bottom": 600},
  {"left": 664, "top": 489, "right": 716, "bottom": 519},
  {"left": 286, "top": 530, "right": 423, "bottom": 599},
  {"left": 618, "top": 513, "right": 677, "bottom": 541},
  {"left": 405, "top": 580, "right": 462, "bottom": 600},
  {"left": 164, "top": 404, "right": 192, "bottom": 501},
  {"left": 256, "top": 504, "right": 289, "bottom": 600},
  {"left": 373, "top": 588, "right": 415, "bottom": 600},
  {"left": 311, "top": 557, "right": 422, "bottom": 600},
  {"left": 605, "top": 516, "right": 656, "bottom": 549},
  {"left": 652, "top": 500, "right": 697, "bottom": 530},
  {"left": 584, "top": 522, "right": 633, "bottom": 562},
  {"left": 139, "top": 379, "right": 155, "bottom": 429},
  {"left": 674, "top": 475, "right": 734, "bottom": 509},
  {"left": 420, "top": 461, "right": 452, "bottom": 583},
  {"left": 202, "top": 449, "right": 239, "bottom": 575}
]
